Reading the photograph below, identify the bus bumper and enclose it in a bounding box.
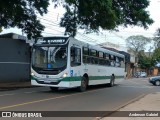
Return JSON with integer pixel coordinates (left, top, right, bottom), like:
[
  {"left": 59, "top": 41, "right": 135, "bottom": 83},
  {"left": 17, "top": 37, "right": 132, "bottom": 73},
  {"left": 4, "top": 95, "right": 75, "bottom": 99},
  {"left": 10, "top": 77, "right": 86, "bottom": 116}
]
[{"left": 31, "top": 79, "right": 81, "bottom": 88}]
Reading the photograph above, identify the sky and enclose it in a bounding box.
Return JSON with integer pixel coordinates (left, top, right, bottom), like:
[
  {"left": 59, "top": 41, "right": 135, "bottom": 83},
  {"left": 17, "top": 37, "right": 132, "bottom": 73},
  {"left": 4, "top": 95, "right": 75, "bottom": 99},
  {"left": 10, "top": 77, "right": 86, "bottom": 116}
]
[{"left": 1, "top": 0, "right": 160, "bottom": 51}]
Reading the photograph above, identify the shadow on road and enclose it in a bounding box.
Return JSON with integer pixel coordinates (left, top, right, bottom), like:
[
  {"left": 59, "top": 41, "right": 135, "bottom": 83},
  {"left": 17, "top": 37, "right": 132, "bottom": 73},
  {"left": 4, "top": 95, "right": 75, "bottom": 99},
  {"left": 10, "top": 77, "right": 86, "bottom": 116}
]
[{"left": 41, "top": 84, "right": 119, "bottom": 95}]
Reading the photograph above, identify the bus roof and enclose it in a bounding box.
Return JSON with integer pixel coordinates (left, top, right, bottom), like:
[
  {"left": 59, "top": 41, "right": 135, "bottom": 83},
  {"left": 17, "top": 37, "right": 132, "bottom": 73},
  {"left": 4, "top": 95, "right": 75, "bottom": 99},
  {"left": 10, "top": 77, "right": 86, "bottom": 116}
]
[
  {"left": 35, "top": 36, "right": 125, "bottom": 58},
  {"left": 69, "top": 37, "right": 125, "bottom": 58}
]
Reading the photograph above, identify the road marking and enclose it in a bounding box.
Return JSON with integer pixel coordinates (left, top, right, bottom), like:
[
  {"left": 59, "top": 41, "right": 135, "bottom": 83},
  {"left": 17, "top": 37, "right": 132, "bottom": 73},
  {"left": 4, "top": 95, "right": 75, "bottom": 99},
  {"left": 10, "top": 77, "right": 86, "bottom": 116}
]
[
  {"left": 119, "top": 85, "right": 153, "bottom": 89},
  {"left": 0, "top": 91, "right": 38, "bottom": 97},
  {"left": 0, "top": 93, "right": 15, "bottom": 97},
  {"left": 24, "top": 91, "right": 37, "bottom": 94},
  {"left": 0, "top": 90, "right": 43, "bottom": 97},
  {"left": 0, "top": 88, "right": 105, "bottom": 110}
]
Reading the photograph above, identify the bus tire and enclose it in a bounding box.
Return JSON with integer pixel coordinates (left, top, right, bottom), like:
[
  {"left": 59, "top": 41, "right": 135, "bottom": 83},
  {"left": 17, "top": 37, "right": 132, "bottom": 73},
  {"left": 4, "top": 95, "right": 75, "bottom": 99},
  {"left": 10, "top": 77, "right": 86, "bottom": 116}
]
[
  {"left": 109, "top": 76, "right": 115, "bottom": 87},
  {"left": 78, "top": 77, "right": 87, "bottom": 92},
  {"left": 50, "top": 87, "right": 59, "bottom": 91}
]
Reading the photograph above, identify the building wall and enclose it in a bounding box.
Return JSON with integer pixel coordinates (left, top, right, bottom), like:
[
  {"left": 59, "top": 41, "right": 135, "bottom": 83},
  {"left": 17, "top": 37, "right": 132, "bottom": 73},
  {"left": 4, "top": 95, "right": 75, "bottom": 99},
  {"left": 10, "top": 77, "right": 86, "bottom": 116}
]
[
  {"left": 153, "top": 68, "right": 158, "bottom": 76},
  {"left": 0, "top": 38, "right": 30, "bottom": 82}
]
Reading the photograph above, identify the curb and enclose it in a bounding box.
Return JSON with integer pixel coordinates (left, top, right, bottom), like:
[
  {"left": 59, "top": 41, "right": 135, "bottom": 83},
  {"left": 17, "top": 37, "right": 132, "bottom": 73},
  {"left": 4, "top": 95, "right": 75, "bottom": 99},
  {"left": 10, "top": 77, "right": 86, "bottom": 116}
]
[
  {"left": 94, "top": 93, "right": 147, "bottom": 120},
  {"left": 0, "top": 81, "right": 33, "bottom": 91}
]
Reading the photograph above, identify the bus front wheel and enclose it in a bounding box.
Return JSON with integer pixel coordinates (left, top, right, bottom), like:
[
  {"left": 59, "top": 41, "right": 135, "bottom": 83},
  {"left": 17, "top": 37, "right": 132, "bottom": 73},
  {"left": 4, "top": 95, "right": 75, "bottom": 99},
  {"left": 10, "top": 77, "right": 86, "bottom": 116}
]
[
  {"left": 78, "top": 77, "right": 87, "bottom": 92},
  {"left": 50, "top": 87, "right": 59, "bottom": 91}
]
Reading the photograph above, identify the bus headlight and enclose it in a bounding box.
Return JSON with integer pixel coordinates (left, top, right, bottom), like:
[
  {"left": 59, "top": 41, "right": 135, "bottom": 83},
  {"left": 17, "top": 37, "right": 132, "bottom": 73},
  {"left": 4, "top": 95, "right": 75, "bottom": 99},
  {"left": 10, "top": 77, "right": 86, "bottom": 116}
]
[
  {"left": 62, "top": 73, "right": 68, "bottom": 78},
  {"left": 31, "top": 72, "right": 35, "bottom": 76}
]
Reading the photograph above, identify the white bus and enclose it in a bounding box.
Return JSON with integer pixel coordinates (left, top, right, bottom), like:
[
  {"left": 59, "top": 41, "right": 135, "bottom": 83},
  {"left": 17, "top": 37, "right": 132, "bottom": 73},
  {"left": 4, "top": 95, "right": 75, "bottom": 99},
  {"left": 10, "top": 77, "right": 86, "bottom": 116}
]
[{"left": 31, "top": 36, "right": 125, "bottom": 91}]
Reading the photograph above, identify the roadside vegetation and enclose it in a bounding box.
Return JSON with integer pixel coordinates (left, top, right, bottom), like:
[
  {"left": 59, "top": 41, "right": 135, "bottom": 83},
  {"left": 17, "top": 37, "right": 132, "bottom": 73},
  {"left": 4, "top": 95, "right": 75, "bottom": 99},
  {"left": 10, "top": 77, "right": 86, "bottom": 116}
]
[
  {"left": 0, "top": 0, "right": 153, "bottom": 38},
  {"left": 126, "top": 28, "right": 160, "bottom": 75}
]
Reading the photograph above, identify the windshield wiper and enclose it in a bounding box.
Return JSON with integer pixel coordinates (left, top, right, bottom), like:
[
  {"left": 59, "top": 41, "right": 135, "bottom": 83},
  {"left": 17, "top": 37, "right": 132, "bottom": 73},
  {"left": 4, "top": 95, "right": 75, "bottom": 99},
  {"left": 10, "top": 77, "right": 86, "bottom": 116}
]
[{"left": 42, "top": 68, "right": 58, "bottom": 71}]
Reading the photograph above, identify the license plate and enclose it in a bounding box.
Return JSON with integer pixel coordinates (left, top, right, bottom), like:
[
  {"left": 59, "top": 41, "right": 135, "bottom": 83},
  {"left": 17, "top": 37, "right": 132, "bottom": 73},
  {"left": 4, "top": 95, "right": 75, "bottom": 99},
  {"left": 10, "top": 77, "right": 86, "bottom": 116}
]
[{"left": 44, "top": 80, "right": 51, "bottom": 83}]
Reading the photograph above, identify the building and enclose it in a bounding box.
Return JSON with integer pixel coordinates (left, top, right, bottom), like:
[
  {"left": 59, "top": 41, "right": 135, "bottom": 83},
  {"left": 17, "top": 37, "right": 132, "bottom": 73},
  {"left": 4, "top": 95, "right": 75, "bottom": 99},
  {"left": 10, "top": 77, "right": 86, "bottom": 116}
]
[{"left": 0, "top": 33, "right": 31, "bottom": 82}]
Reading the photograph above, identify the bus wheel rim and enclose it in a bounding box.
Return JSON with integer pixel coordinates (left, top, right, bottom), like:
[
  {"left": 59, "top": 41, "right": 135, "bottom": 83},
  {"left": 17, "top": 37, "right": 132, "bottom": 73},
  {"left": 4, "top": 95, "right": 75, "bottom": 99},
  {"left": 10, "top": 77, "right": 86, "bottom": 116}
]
[{"left": 81, "top": 80, "right": 86, "bottom": 88}]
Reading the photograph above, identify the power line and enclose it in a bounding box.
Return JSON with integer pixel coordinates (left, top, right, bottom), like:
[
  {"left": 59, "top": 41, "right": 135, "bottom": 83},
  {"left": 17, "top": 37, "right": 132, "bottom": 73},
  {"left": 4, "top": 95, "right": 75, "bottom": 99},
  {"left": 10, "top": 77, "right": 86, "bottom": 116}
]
[
  {"left": 44, "top": 26, "right": 64, "bottom": 34},
  {"left": 42, "top": 31, "right": 64, "bottom": 36},
  {"left": 38, "top": 17, "right": 60, "bottom": 26},
  {"left": 38, "top": 16, "right": 101, "bottom": 44},
  {"left": 77, "top": 32, "right": 97, "bottom": 42},
  {"left": 38, "top": 15, "right": 127, "bottom": 47}
]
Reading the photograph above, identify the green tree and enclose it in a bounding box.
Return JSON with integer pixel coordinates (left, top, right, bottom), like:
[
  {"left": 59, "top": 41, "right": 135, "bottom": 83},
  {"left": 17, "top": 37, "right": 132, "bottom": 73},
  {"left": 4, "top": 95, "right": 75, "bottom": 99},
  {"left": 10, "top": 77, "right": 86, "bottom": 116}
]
[
  {"left": 138, "top": 52, "right": 153, "bottom": 76},
  {"left": 55, "top": 0, "right": 153, "bottom": 36},
  {"left": 138, "top": 48, "right": 160, "bottom": 75},
  {"left": 138, "top": 53, "right": 153, "bottom": 70},
  {"left": 126, "top": 35, "right": 151, "bottom": 73},
  {"left": 126, "top": 35, "right": 151, "bottom": 57},
  {"left": 152, "top": 48, "right": 160, "bottom": 63},
  {"left": 153, "top": 28, "right": 160, "bottom": 48},
  {"left": 0, "top": 0, "right": 153, "bottom": 38},
  {"left": 0, "top": 0, "right": 49, "bottom": 38}
]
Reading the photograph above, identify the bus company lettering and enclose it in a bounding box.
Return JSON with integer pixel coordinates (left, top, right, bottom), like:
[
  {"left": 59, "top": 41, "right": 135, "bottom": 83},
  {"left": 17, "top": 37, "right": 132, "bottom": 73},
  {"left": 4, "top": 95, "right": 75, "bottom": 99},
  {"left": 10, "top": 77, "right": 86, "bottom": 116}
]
[
  {"left": 28, "top": 113, "right": 42, "bottom": 117},
  {"left": 11, "top": 112, "right": 42, "bottom": 117},
  {"left": 48, "top": 39, "right": 65, "bottom": 44},
  {"left": 129, "top": 112, "right": 159, "bottom": 117},
  {"left": 39, "top": 39, "right": 65, "bottom": 44},
  {"left": 146, "top": 113, "right": 158, "bottom": 117},
  {"left": 129, "top": 113, "right": 145, "bottom": 117}
]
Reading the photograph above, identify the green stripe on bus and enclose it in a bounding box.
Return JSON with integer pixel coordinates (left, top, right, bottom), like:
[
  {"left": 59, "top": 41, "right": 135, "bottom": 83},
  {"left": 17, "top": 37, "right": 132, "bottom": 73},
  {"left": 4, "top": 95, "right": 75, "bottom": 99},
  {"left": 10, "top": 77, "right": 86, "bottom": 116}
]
[
  {"left": 31, "top": 75, "right": 124, "bottom": 82},
  {"left": 31, "top": 75, "right": 37, "bottom": 80},
  {"left": 61, "top": 77, "right": 81, "bottom": 81},
  {"left": 89, "top": 76, "right": 110, "bottom": 80},
  {"left": 116, "top": 76, "right": 124, "bottom": 79}
]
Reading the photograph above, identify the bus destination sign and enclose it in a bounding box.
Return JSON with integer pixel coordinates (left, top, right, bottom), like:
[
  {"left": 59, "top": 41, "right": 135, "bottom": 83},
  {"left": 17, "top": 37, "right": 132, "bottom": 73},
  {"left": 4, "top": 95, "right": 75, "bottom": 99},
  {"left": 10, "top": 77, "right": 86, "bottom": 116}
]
[{"left": 37, "top": 37, "right": 68, "bottom": 45}]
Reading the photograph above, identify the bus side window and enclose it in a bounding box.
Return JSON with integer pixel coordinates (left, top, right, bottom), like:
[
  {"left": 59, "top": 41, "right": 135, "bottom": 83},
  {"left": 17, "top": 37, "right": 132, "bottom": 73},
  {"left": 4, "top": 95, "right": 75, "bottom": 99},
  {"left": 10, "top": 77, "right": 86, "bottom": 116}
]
[
  {"left": 70, "top": 47, "right": 81, "bottom": 67},
  {"left": 115, "top": 57, "right": 120, "bottom": 67},
  {"left": 110, "top": 55, "right": 115, "bottom": 67}
]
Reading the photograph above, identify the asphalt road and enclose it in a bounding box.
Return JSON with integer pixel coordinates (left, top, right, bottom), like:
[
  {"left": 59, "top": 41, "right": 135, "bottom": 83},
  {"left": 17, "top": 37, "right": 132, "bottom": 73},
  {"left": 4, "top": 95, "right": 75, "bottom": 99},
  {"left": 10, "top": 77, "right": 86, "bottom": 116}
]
[{"left": 0, "top": 77, "right": 159, "bottom": 120}]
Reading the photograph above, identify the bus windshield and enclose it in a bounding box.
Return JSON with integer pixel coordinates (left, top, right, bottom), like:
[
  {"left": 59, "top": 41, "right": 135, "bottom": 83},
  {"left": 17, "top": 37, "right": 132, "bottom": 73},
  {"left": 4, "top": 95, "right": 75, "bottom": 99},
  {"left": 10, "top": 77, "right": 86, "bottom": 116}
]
[{"left": 32, "top": 46, "right": 67, "bottom": 74}]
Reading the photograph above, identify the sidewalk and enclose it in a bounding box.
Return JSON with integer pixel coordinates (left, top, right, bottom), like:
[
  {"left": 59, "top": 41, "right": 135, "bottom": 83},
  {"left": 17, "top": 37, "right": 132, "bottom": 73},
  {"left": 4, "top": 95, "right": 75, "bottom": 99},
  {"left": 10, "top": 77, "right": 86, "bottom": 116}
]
[
  {"left": 0, "top": 81, "right": 32, "bottom": 90},
  {"left": 101, "top": 92, "right": 160, "bottom": 120}
]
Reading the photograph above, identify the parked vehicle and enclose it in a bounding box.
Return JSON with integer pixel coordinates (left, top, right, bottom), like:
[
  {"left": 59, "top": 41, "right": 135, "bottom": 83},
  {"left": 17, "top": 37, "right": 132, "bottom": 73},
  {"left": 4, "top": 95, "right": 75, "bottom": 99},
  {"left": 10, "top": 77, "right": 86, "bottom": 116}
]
[
  {"left": 149, "top": 75, "right": 160, "bottom": 86},
  {"left": 134, "top": 71, "right": 147, "bottom": 78},
  {"left": 140, "top": 72, "right": 147, "bottom": 77}
]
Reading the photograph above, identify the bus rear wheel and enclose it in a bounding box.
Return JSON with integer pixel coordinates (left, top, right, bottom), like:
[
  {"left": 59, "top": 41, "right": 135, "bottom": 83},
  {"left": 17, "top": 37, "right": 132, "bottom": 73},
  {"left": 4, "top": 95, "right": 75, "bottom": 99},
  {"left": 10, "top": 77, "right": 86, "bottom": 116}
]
[
  {"left": 78, "top": 77, "right": 87, "bottom": 92},
  {"left": 109, "top": 75, "right": 115, "bottom": 87},
  {"left": 50, "top": 87, "right": 59, "bottom": 91}
]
